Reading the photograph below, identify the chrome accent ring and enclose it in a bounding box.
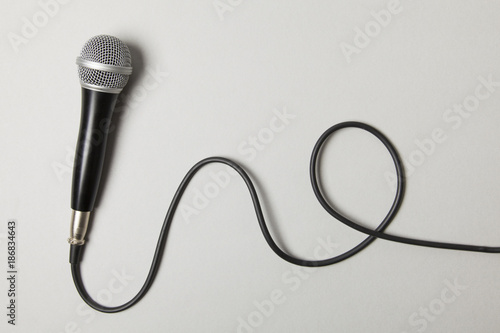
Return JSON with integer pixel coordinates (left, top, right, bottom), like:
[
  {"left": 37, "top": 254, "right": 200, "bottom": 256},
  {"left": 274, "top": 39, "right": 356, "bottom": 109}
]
[
  {"left": 76, "top": 57, "right": 133, "bottom": 75},
  {"left": 68, "top": 237, "right": 85, "bottom": 246}
]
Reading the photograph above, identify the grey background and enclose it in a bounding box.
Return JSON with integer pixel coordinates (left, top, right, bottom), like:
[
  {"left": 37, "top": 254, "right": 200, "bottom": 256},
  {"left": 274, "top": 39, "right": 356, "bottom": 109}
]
[{"left": 1, "top": 0, "right": 500, "bottom": 332}]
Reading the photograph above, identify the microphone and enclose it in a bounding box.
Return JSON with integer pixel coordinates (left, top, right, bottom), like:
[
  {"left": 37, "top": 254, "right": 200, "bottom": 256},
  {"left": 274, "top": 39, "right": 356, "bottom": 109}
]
[{"left": 68, "top": 35, "right": 132, "bottom": 247}]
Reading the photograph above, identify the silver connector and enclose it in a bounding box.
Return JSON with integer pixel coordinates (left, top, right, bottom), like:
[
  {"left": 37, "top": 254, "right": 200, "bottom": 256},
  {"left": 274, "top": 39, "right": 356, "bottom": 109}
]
[{"left": 68, "top": 210, "right": 91, "bottom": 245}]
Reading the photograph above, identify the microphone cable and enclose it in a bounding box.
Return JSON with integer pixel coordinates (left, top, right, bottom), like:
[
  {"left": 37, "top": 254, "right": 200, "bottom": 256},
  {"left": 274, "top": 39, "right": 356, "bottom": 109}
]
[{"left": 69, "top": 121, "right": 500, "bottom": 313}]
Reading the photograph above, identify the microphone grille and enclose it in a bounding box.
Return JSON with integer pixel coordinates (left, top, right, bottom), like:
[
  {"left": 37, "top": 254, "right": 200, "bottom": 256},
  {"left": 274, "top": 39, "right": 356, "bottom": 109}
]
[{"left": 77, "top": 35, "right": 132, "bottom": 92}]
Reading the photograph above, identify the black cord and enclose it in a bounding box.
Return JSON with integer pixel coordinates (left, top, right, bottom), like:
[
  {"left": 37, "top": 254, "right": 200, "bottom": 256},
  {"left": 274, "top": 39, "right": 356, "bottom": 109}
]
[{"left": 70, "top": 121, "right": 500, "bottom": 313}]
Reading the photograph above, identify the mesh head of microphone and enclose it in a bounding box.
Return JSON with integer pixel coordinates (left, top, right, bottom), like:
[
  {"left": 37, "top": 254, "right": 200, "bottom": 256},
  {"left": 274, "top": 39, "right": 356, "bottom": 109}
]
[{"left": 77, "top": 35, "right": 132, "bottom": 92}]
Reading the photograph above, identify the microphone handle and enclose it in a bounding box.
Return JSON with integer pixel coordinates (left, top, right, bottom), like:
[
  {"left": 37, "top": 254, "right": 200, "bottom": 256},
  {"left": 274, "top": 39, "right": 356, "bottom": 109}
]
[{"left": 71, "top": 88, "right": 118, "bottom": 212}]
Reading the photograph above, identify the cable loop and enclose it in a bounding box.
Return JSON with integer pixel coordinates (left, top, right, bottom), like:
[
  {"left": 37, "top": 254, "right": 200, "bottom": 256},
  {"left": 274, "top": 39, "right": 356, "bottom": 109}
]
[{"left": 70, "top": 121, "right": 499, "bottom": 313}]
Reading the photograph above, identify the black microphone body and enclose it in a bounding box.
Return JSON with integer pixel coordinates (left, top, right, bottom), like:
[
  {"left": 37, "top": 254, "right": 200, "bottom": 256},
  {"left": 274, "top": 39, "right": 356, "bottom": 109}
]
[
  {"left": 71, "top": 88, "right": 118, "bottom": 212},
  {"left": 68, "top": 35, "right": 132, "bottom": 247}
]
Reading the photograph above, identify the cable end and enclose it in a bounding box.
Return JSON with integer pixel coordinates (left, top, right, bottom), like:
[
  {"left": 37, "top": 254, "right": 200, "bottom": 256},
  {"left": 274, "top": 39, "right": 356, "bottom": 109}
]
[{"left": 70, "top": 244, "right": 84, "bottom": 264}]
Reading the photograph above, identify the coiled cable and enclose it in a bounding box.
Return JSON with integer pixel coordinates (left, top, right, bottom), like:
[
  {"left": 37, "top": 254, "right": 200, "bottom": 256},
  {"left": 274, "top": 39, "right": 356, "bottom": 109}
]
[{"left": 70, "top": 121, "right": 500, "bottom": 313}]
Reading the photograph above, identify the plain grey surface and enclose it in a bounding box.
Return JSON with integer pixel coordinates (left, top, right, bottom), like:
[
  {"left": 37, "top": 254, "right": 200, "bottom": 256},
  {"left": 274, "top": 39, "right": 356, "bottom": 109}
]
[{"left": 1, "top": 0, "right": 500, "bottom": 332}]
